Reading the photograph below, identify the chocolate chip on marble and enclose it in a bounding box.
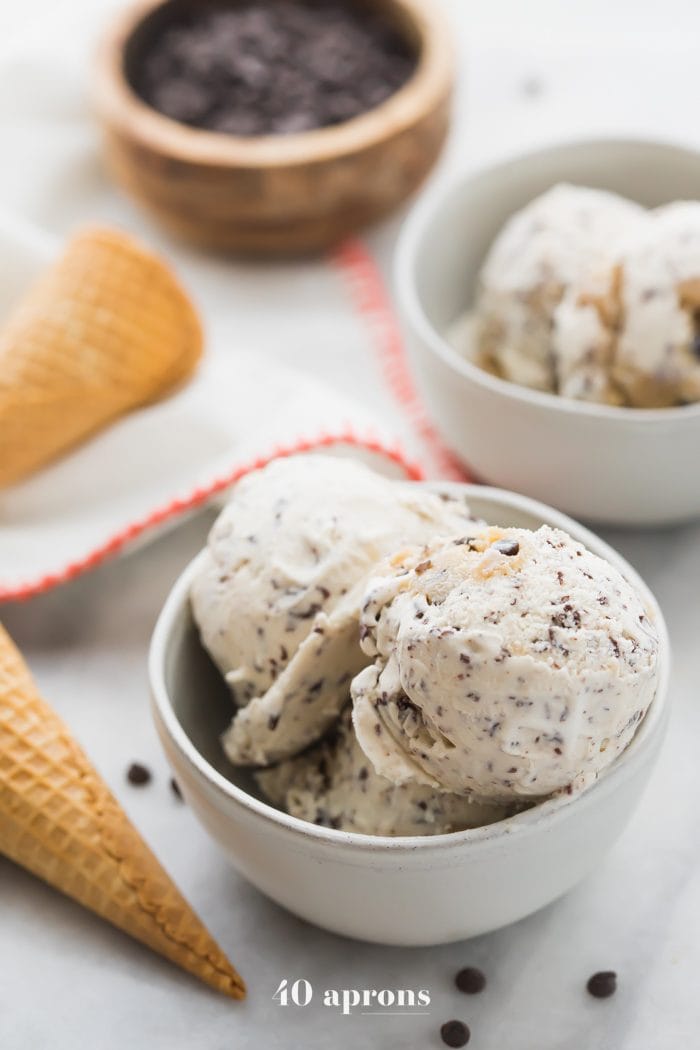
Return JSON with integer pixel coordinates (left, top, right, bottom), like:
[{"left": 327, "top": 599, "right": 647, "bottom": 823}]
[
  {"left": 587, "top": 971, "right": 617, "bottom": 998},
  {"left": 455, "top": 967, "right": 486, "bottom": 995},
  {"left": 440, "top": 1020, "right": 470, "bottom": 1047},
  {"left": 126, "top": 762, "right": 152, "bottom": 786},
  {"left": 520, "top": 75, "right": 544, "bottom": 98}
]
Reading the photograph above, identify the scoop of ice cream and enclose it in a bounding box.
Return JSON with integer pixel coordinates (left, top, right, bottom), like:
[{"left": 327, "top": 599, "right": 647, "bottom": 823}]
[
  {"left": 554, "top": 202, "right": 700, "bottom": 407},
  {"left": 191, "top": 455, "right": 482, "bottom": 766},
  {"left": 614, "top": 201, "right": 700, "bottom": 405},
  {"left": 474, "top": 184, "right": 644, "bottom": 392},
  {"left": 551, "top": 263, "right": 625, "bottom": 405},
  {"left": 255, "top": 707, "right": 516, "bottom": 836},
  {"left": 352, "top": 525, "right": 659, "bottom": 802}
]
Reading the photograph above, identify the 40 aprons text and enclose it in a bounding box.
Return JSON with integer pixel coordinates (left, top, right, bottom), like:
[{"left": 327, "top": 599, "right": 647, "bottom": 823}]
[{"left": 273, "top": 978, "right": 431, "bottom": 1016}]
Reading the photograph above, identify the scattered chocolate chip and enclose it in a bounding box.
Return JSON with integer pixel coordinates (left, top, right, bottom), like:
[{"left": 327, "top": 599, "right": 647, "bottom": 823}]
[
  {"left": 127, "top": 762, "right": 151, "bottom": 786},
  {"left": 440, "top": 1020, "right": 470, "bottom": 1047},
  {"left": 493, "top": 539, "right": 520, "bottom": 556},
  {"left": 587, "top": 971, "right": 617, "bottom": 998},
  {"left": 268, "top": 714, "right": 280, "bottom": 731},
  {"left": 455, "top": 967, "right": 486, "bottom": 995},
  {"left": 170, "top": 777, "right": 183, "bottom": 801},
  {"left": 521, "top": 75, "right": 544, "bottom": 98}
]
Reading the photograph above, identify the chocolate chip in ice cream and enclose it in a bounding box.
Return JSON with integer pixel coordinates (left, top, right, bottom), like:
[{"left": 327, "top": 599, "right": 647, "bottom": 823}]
[
  {"left": 455, "top": 967, "right": 486, "bottom": 995},
  {"left": 493, "top": 539, "right": 520, "bottom": 556},
  {"left": 440, "top": 1020, "right": 470, "bottom": 1047},
  {"left": 170, "top": 777, "right": 183, "bottom": 801},
  {"left": 587, "top": 971, "right": 617, "bottom": 998},
  {"left": 126, "top": 762, "right": 151, "bottom": 786}
]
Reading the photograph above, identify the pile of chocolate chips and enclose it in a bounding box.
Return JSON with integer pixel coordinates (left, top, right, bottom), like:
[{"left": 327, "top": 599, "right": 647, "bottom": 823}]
[{"left": 131, "top": 0, "right": 417, "bottom": 136}]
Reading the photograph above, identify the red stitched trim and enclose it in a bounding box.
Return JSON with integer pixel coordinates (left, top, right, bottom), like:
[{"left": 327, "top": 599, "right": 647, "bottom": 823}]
[
  {"left": 0, "top": 432, "right": 422, "bottom": 603},
  {"left": 332, "top": 238, "right": 470, "bottom": 483}
]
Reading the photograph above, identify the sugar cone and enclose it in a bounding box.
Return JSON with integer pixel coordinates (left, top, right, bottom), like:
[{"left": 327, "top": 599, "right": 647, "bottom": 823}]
[
  {"left": 0, "top": 227, "right": 203, "bottom": 487},
  {"left": 0, "top": 624, "right": 244, "bottom": 999}
]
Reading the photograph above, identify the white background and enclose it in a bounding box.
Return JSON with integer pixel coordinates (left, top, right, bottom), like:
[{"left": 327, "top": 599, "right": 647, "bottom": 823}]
[{"left": 2, "top": 2, "right": 700, "bottom": 1048}]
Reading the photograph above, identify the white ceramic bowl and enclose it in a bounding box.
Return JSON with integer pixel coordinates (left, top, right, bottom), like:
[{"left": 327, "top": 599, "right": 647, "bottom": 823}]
[
  {"left": 396, "top": 138, "right": 700, "bottom": 526},
  {"left": 149, "top": 483, "right": 670, "bottom": 946}
]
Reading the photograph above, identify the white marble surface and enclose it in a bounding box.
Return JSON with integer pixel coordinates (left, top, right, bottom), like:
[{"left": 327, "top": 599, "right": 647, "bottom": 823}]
[{"left": 2, "top": 2, "right": 700, "bottom": 1047}]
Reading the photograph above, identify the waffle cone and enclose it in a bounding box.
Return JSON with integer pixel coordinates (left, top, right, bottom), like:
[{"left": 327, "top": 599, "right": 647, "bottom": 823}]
[
  {"left": 0, "top": 624, "right": 244, "bottom": 999},
  {"left": 0, "top": 227, "right": 203, "bottom": 487}
]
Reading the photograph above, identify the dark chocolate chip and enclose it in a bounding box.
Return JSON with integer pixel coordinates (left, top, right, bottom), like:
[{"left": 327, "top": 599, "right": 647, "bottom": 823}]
[
  {"left": 455, "top": 965, "right": 486, "bottom": 991},
  {"left": 521, "top": 76, "right": 544, "bottom": 98},
  {"left": 440, "top": 1020, "right": 470, "bottom": 1047},
  {"left": 131, "top": 0, "right": 416, "bottom": 137},
  {"left": 127, "top": 762, "right": 151, "bottom": 786},
  {"left": 587, "top": 971, "right": 617, "bottom": 998},
  {"left": 493, "top": 539, "right": 520, "bottom": 556},
  {"left": 170, "top": 777, "right": 183, "bottom": 801}
]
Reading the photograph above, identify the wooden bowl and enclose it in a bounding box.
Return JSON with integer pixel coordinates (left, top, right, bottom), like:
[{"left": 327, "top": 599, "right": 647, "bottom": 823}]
[{"left": 94, "top": 0, "right": 455, "bottom": 256}]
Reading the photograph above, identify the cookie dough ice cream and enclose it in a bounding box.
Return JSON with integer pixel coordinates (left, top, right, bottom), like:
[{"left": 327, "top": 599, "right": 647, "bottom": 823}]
[
  {"left": 191, "top": 455, "right": 481, "bottom": 766},
  {"left": 555, "top": 201, "right": 700, "bottom": 407},
  {"left": 255, "top": 707, "right": 515, "bottom": 836},
  {"left": 457, "top": 185, "right": 700, "bottom": 408},
  {"left": 471, "top": 184, "right": 643, "bottom": 393},
  {"left": 352, "top": 526, "right": 659, "bottom": 801}
]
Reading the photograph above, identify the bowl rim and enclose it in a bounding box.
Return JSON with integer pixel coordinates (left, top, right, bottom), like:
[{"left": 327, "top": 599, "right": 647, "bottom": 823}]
[
  {"left": 149, "top": 481, "right": 671, "bottom": 855},
  {"left": 395, "top": 134, "right": 700, "bottom": 424},
  {"left": 94, "top": 0, "right": 454, "bottom": 169}
]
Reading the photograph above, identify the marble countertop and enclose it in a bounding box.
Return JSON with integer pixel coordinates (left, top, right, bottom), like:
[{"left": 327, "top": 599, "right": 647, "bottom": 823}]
[{"left": 2, "top": 2, "right": 700, "bottom": 1047}]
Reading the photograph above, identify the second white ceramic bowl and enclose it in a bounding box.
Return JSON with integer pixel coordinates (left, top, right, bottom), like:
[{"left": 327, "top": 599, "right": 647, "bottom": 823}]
[
  {"left": 396, "top": 138, "right": 700, "bottom": 526},
  {"left": 149, "top": 483, "right": 670, "bottom": 946}
]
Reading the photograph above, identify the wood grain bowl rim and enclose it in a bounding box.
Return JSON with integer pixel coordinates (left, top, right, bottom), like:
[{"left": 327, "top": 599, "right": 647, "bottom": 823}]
[{"left": 94, "top": 0, "right": 455, "bottom": 169}]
